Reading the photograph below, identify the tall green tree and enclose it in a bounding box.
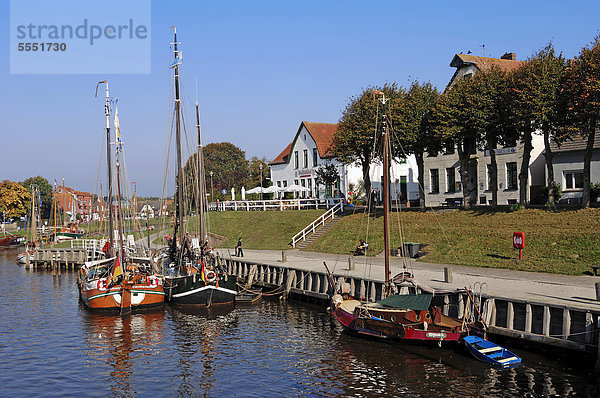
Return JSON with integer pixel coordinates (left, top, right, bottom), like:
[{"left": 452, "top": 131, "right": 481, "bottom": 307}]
[
  {"left": 395, "top": 81, "right": 440, "bottom": 209},
  {"left": 431, "top": 78, "right": 479, "bottom": 208},
  {"left": 202, "top": 142, "right": 250, "bottom": 200},
  {"left": 509, "top": 44, "right": 566, "bottom": 207},
  {"left": 248, "top": 157, "right": 271, "bottom": 189},
  {"left": 333, "top": 83, "right": 402, "bottom": 196},
  {"left": 468, "top": 67, "right": 512, "bottom": 207},
  {"left": 20, "top": 176, "right": 53, "bottom": 219},
  {"left": 559, "top": 35, "right": 600, "bottom": 208},
  {"left": 0, "top": 180, "right": 31, "bottom": 219}
]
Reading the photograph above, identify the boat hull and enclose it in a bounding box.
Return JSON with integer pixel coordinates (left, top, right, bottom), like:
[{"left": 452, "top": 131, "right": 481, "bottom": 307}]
[
  {"left": 79, "top": 278, "right": 165, "bottom": 312},
  {"left": 463, "top": 335, "right": 522, "bottom": 367},
  {"left": 164, "top": 274, "right": 237, "bottom": 306},
  {"left": 332, "top": 301, "right": 462, "bottom": 343}
]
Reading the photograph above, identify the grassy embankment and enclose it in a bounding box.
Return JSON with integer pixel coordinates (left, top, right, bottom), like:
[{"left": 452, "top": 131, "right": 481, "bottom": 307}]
[
  {"left": 204, "top": 209, "right": 327, "bottom": 251},
  {"left": 307, "top": 207, "right": 600, "bottom": 275}
]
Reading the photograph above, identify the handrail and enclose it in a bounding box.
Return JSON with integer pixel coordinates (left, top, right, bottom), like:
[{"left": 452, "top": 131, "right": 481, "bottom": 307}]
[
  {"left": 208, "top": 198, "right": 344, "bottom": 212},
  {"left": 291, "top": 202, "right": 343, "bottom": 248}
]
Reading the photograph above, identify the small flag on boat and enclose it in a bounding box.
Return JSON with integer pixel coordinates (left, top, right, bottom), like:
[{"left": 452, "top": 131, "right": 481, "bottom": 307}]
[
  {"left": 114, "top": 106, "right": 123, "bottom": 151},
  {"left": 111, "top": 257, "right": 123, "bottom": 283},
  {"left": 373, "top": 90, "right": 384, "bottom": 95}
]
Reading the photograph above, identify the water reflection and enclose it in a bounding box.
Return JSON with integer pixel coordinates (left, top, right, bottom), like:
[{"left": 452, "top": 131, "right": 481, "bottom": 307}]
[
  {"left": 82, "top": 311, "right": 165, "bottom": 396},
  {"left": 1, "top": 248, "right": 599, "bottom": 397}
]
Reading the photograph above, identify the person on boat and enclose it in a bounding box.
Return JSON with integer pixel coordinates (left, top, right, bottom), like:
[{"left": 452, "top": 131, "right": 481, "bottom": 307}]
[
  {"left": 354, "top": 239, "right": 368, "bottom": 256},
  {"left": 235, "top": 237, "right": 243, "bottom": 257}
]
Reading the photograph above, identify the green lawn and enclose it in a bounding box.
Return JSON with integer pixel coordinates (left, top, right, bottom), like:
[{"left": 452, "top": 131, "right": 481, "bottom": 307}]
[
  {"left": 206, "top": 209, "right": 327, "bottom": 250},
  {"left": 307, "top": 207, "right": 600, "bottom": 275}
]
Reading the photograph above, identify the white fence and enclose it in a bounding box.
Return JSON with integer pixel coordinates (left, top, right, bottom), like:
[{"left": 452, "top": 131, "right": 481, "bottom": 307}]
[
  {"left": 291, "top": 202, "right": 343, "bottom": 248},
  {"left": 208, "top": 198, "right": 344, "bottom": 212}
]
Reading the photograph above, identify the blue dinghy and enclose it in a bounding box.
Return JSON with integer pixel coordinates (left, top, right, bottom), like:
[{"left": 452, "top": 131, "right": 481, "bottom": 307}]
[{"left": 463, "top": 335, "right": 522, "bottom": 368}]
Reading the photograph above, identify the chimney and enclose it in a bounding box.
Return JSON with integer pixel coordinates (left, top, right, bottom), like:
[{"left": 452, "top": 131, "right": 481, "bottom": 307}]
[{"left": 501, "top": 52, "right": 516, "bottom": 61}]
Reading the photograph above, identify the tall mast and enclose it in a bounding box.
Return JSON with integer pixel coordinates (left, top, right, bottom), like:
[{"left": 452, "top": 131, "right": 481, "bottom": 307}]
[
  {"left": 171, "top": 27, "right": 185, "bottom": 253},
  {"left": 196, "top": 100, "right": 206, "bottom": 241},
  {"left": 97, "top": 81, "right": 114, "bottom": 257},
  {"left": 376, "top": 91, "right": 391, "bottom": 296}
]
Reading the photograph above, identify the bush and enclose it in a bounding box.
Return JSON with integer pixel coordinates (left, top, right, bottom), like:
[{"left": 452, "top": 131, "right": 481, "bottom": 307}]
[
  {"left": 537, "top": 183, "right": 562, "bottom": 204},
  {"left": 510, "top": 202, "right": 522, "bottom": 212}
]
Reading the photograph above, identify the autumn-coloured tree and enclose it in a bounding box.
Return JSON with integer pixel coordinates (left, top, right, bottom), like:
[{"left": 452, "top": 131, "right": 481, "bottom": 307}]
[
  {"left": 0, "top": 180, "right": 31, "bottom": 219},
  {"left": 394, "top": 81, "right": 440, "bottom": 209},
  {"left": 509, "top": 44, "right": 566, "bottom": 207},
  {"left": 559, "top": 36, "right": 600, "bottom": 208},
  {"left": 248, "top": 157, "right": 271, "bottom": 189},
  {"left": 333, "top": 83, "right": 403, "bottom": 196}
]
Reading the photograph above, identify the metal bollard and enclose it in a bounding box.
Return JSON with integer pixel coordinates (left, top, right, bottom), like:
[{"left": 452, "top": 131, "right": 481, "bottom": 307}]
[
  {"left": 444, "top": 266, "right": 453, "bottom": 283},
  {"left": 595, "top": 282, "right": 600, "bottom": 301},
  {"left": 281, "top": 251, "right": 287, "bottom": 262},
  {"left": 348, "top": 256, "right": 355, "bottom": 271}
]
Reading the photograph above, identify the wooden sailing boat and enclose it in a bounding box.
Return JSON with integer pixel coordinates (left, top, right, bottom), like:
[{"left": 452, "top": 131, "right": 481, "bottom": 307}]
[
  {"left": 159, "top": 28, "right": 237, "bottom": 307},
  {"left": 78, "top": 81, "right": 165, "bottom": 314},
  {"left": 327, "top": 90, "right": 478, "bottom": 343}
]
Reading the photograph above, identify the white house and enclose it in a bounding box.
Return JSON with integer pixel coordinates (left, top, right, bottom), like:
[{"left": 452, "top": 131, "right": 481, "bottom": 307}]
[
  {"left": 139, "top": 204, "right": 155, "bottom": 219},
  {"left": 269, "top": 121, "right": 419, "bottom": 202},
  {"left": 423, "top": 52, "right": 546, "bottom": 206}
]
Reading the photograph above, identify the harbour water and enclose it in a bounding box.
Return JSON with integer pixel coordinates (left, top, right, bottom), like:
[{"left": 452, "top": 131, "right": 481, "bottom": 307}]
[{"left": 0, "top": 247, "right": 598, "bottom": 397}]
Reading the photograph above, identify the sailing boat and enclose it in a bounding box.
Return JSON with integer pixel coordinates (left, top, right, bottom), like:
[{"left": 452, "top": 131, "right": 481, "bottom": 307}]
[
  {"left": 159, "top": 28, "right": 237, "bottom": 307},
  {"left": 327, "top": 90, "right": 479, "bottom": 343},
  {"left": 16, "top": 185, "right": 41, "bottom": 263},
  {"left": 77, "top": 81, "right": 165, "bottom": 313}
]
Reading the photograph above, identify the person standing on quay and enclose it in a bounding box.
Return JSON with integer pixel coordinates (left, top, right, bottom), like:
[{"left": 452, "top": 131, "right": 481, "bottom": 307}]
[{"left": 236, "top": 237, "right": 243, "bottom": 257}]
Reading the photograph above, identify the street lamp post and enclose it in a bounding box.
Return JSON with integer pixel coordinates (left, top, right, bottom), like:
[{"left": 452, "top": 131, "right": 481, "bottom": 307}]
[
  {"left": 259, "top": 164, "right": 263, "bottom": 201},
  {"left": 210, "top": 171, "right": 214, "bottom": 202}
]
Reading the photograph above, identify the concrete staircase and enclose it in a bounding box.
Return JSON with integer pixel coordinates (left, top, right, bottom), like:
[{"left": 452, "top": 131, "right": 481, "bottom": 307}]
[{"left": 293, "top": 216, "right": 342, "bottom": 250}]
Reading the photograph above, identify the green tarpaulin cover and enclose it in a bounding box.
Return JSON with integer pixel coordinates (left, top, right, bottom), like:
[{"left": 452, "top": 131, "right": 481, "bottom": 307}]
[{"left": 376, "top": 294, "right": 432, "bottom": 311}]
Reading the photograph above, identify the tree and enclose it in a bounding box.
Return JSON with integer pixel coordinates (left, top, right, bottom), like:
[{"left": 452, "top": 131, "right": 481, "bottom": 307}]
[
  {"left": 20, "top": 176, "right": 53, "bottom": 219},
  {"left": 248, "top": 157, "right": 271, "bottom": 189},
  {"left": 431, "top": 78, "right": 479, "bottom": 208},
  {"left": 509, "top": 44, "right": 566, "bottom": 207},
  {"left": 202, "top": 142, "right": 250, "bottom": 200},
  {"left": 315, "top": 162, "right": 340, "bottom": 197},
  {"left": 559, "top": 35, "right": 600, "bottom": 208},
  {"left": 468, "top": 67, "right": 511, "bottom": 207},
  {"left": 0, "top": 180, "right": 31, "bottom": 219},
  {"left": 333, "top": 83, "right": 403, "bottom": 197},
  {"left": 394, "top": 81, "right": 440, "bottom": 209}
]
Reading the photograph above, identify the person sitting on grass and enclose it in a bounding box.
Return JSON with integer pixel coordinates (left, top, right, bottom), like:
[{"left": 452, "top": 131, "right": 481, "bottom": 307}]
[{"left": 354, "top": 239, "right": 368, "bottom": 256}]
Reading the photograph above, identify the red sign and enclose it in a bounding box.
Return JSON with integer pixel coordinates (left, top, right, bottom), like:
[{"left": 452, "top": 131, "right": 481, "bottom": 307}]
[{"left": 513, "top": 232, "right": 525, "bottom": 249}]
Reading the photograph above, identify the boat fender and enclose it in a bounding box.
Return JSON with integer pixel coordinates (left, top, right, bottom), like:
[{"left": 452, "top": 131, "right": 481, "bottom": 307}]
[
  {"left": 148, "top": 276, "right": 158, "bottom": 288},
  {"left": 332, "top": 294, "right": 343, "bottom": 308},
  {"left": 205, "top": 270, "right": 217, "bottom": 283},
  {"left": 97, "top": 279, "right": 107, "bottom": 291}
]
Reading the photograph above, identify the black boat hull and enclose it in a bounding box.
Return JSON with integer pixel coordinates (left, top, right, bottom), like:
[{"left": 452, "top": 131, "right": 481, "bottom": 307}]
[{"left": 164, "top": 274, "right": 237, "bottom": 306}]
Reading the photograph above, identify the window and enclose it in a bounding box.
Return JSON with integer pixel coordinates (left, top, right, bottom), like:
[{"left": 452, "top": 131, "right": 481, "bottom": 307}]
[
  {"left": 430, "top": 169, "right": 439, "bottom": 194},
  {"left": 313, "top": 148, "right": 318, "bottom": 167},
  {"left": 446, "top": 167, "right": 456, "bottom": 193},
  {"left": 486, "top": 164, "right": 493, "bottom": 191},
  {"left": 294, "top": 179, "right": 299, "bottom": 186},
  {"left": 506, "top": 162, "right": 518, "bottom": 190},
  {"left": 294, "top": 151, "right": 298, "bottom": 169},
  {"left": 301, "top": 179, "right": 306, "bottom": 198},
  {"left": 277, "top": 181, "right": 281, "bottom": 188},
  {"left": 303, "top": 149, "right": 308, "bottom": 168},
  {"left": 283, "top": 180, "right": 288, "bottom": 187},
  {"left": 565, "top": 171, "right": 584, "bottom": 190},
  {"left": 307, "top": 178, "right": 313, "bottom": 196}
]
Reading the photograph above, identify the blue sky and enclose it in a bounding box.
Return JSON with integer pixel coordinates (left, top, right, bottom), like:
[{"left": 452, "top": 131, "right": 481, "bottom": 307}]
[{"left": 2, "top": 0, "right": 600, "bottom": 196}]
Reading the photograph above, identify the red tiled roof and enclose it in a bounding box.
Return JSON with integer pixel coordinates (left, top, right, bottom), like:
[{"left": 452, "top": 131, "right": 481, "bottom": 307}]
[
  {"left": 450, "top": 53, "right": 526, "bottom": 73},
  {"left": 269, "top": 121, "right": 338, "bottom": 165}
]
